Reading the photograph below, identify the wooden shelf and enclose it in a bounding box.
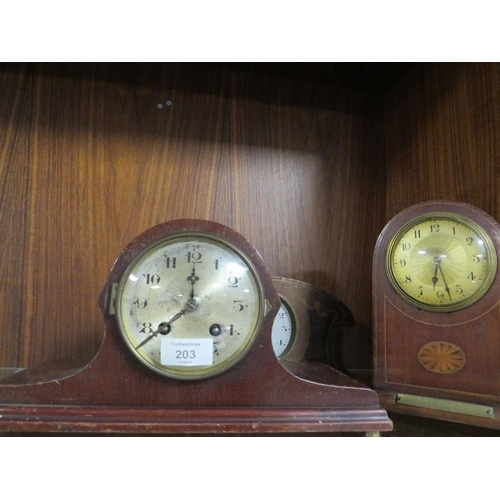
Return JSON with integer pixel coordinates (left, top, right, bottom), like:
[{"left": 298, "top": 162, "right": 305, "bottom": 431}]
[{"left": 1, "top": 62, "right": 499, "bottom": 435}]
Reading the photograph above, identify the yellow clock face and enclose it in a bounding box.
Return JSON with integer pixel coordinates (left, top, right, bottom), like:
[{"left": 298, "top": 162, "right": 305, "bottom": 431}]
[{"left": 386, "top": 213, "right": 497, "bottom": 312}]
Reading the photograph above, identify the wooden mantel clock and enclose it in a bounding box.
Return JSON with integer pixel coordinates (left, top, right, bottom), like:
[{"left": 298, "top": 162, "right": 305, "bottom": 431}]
[
  {"left": 373, "top": 200, "right": 500, "bottom": 429},
  {"left": 0, "top": 219, "right": 391, "bottom": 434}
]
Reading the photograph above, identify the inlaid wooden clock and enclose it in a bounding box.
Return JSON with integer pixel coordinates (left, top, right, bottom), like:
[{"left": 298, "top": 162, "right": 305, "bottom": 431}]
[
  {"left": 373, "top": 201, "right": 500, "bottom": 429},
  {"left": 0, "top": 219, "right": 391, "bottom": 433}
]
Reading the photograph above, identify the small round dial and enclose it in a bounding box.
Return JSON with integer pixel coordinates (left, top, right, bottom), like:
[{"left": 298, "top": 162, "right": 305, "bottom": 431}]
[
  {"left": 115, "top": 232, "right": 265, "bottom": 379},
  {"left": 271, "top": 299, "right": 295, "bottom": 358},
  {"left": 387, "top": 213, "right": 497, "bottom": 312}
]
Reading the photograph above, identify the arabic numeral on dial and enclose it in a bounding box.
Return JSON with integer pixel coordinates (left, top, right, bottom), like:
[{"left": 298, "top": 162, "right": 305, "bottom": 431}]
[
  {"left": 437, "top": 290, "right": 445, "bottom": 299},
  {"left": 187, "top": 251, "right": 202, "bottom": 263},
  {"left": 399, "top": 259, "right": 407, "bottom": 267},
  {"left": 140, "top": 322, "right": 155, "bottom": 334},
  {"left": 135, "top": 298, "right": 148, "bottom": 309},
  {"left": 143, "top": 273, "right": 160, "bottom": 285},
  {"left": 165, "top": 257, "right": 177, "bottom": 268},
  {"left": 456, "top": 284, "right": 464, "bottom": 294},
  {"left": 214, "top": 259, "right": 219, "bottom": 270},
  {"left": 229, "top": 325, "right": 240, "bottom": 336},
  {"left": 233, "top": 300, "right": 244, "bottom": 312},
  {"left": 472, "top": 254, "right": 480, "bottom": 263},
  {"left": 414, "top": 229, "right": 421, "bottom": 238},
  {"left": 402, "top": 243, "right": 411, "bottom": 251},
  {"left": 228, "top": 276, "right": 239, "bottom": 287},
  {"left": 466, "top": 237, "right": 474, "bottom": 246},
  {"left": 418, "top": 286, "right": 424, "bottom": 296},
  {"left": 405, "top": 275, "right": 412, "bottom": 283},
  {"left": 467, "top": 272, "right": 476, "bottom": 281},
  {"left": 430, "top": 223, "right": 440, "bottom": 233}
]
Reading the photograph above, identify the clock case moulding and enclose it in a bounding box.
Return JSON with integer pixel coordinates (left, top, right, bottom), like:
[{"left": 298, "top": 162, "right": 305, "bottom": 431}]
[
  {"left": 272, "top": 276, "right": 354, "bottom": 373},
  {"left": 0, "top": 219, "right": 392, "bottom": 434},
  {"left": 373, "top": 200, "right": 500, "bottom": 430}
]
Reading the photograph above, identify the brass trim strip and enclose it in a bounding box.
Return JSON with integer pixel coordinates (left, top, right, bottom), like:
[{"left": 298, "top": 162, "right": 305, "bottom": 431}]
[
  {"left": 109, "top": 283, "right": 118, "bottom": 315},
  {"left": 396, "top": 393, "right": 495, "bottom": 419}
]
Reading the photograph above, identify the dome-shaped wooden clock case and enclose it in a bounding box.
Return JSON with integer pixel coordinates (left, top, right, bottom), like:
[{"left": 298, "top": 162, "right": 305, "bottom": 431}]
[
  {"left": 0, "top": 219, "right": 391, "bottom": 434},
  {"left": 373, "top": 201, "right": 500, "bottom": 429}
]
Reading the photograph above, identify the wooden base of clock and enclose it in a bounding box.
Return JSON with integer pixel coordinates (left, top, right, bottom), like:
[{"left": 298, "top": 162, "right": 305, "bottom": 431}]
[
  {"left": 0, "top": 327, "right": 391, "bottom": 433},
  {"left": 374, "top": 296, "right": 500, "bottom": 430},
  {"left": 377, "top": 390, "right": 500, "bottom": 431}
]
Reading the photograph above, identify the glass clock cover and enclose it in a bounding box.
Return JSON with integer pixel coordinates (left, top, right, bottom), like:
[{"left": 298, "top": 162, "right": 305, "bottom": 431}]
[
  {"left": 386, "top": 213, "right": 497, "bottom": 312},
  {"left": 115, "top": 232, "right": 265, "bottom": 380},
  {"left": 271, "top": 299, "right": 295, "bottom": 358}
]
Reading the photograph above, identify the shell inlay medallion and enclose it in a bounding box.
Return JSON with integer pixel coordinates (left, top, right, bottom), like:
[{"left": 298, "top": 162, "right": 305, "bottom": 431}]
[{"left": 417, "top": 341, "right": 466, "bottom": 374}]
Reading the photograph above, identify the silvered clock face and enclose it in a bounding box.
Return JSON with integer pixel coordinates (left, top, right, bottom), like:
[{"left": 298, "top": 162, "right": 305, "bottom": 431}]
[
  {"left": 387, "top": 213, "right": 497, "bottom": 312},
  {"left": 115, "top": 233, "right": 265, "bottom": 379},
  {"left": 271, "top": 300, "right": 294, "bottom": 358}
]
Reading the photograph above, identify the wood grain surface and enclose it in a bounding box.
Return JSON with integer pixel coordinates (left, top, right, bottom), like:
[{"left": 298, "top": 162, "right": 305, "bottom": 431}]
[
  {"left": 383, "top": 62, "right": 500, "bottom": 222},
  {"left": 3, "top": 63, "right": 498, "bottom": 377},
  {"left": 0, "top": 63, "right": 383, "bottom": 369}
]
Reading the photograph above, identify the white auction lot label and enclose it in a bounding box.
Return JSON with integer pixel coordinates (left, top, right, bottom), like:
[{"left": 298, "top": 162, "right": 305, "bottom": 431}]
[{"left": 161, "top": 338, "right": 214, "bottom": 366}]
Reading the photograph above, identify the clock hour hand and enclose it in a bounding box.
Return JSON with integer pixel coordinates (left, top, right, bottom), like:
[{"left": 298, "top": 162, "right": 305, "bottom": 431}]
[{"left": 187, "top": 265, "right": 200, "bottom": 299}]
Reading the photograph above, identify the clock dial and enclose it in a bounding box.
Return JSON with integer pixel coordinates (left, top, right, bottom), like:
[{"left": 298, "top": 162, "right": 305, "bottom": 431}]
[
  {"left": 116, "top": 233, "right": 264, "bottom": 380},
  {"left": 387, "top": 213, "right": 497, "bottom": 312},
  {"left": 271, "top": 299, "right": 295, "bottom": 358}
]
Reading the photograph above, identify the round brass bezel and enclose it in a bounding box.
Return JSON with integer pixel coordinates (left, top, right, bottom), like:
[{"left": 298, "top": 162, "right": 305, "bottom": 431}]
[
  {"left": 115, "top": 231, "right": 266, "bottom": 380},
  {"left": 386, "top": 212, "right": 498, "bottom": 312}
]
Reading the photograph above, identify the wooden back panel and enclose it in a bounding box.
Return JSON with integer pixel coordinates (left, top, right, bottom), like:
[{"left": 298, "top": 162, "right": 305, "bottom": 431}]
[{"left": 0, "top": 63, "right": 383, "bottom": 370}]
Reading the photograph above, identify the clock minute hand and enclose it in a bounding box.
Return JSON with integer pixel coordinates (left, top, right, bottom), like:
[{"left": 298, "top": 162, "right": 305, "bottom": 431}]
[
  {"left": 135, "top": 309, "right": 187, "bottom": 350},
  {"left": 432, "top": 257, "right": 440, "bottom": 290},
  {"left": 437, "top": 262, "right": 453, "bottom": 301},
  {"left": 135, "top": 331, "right": 160, "bottom": 350}
]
